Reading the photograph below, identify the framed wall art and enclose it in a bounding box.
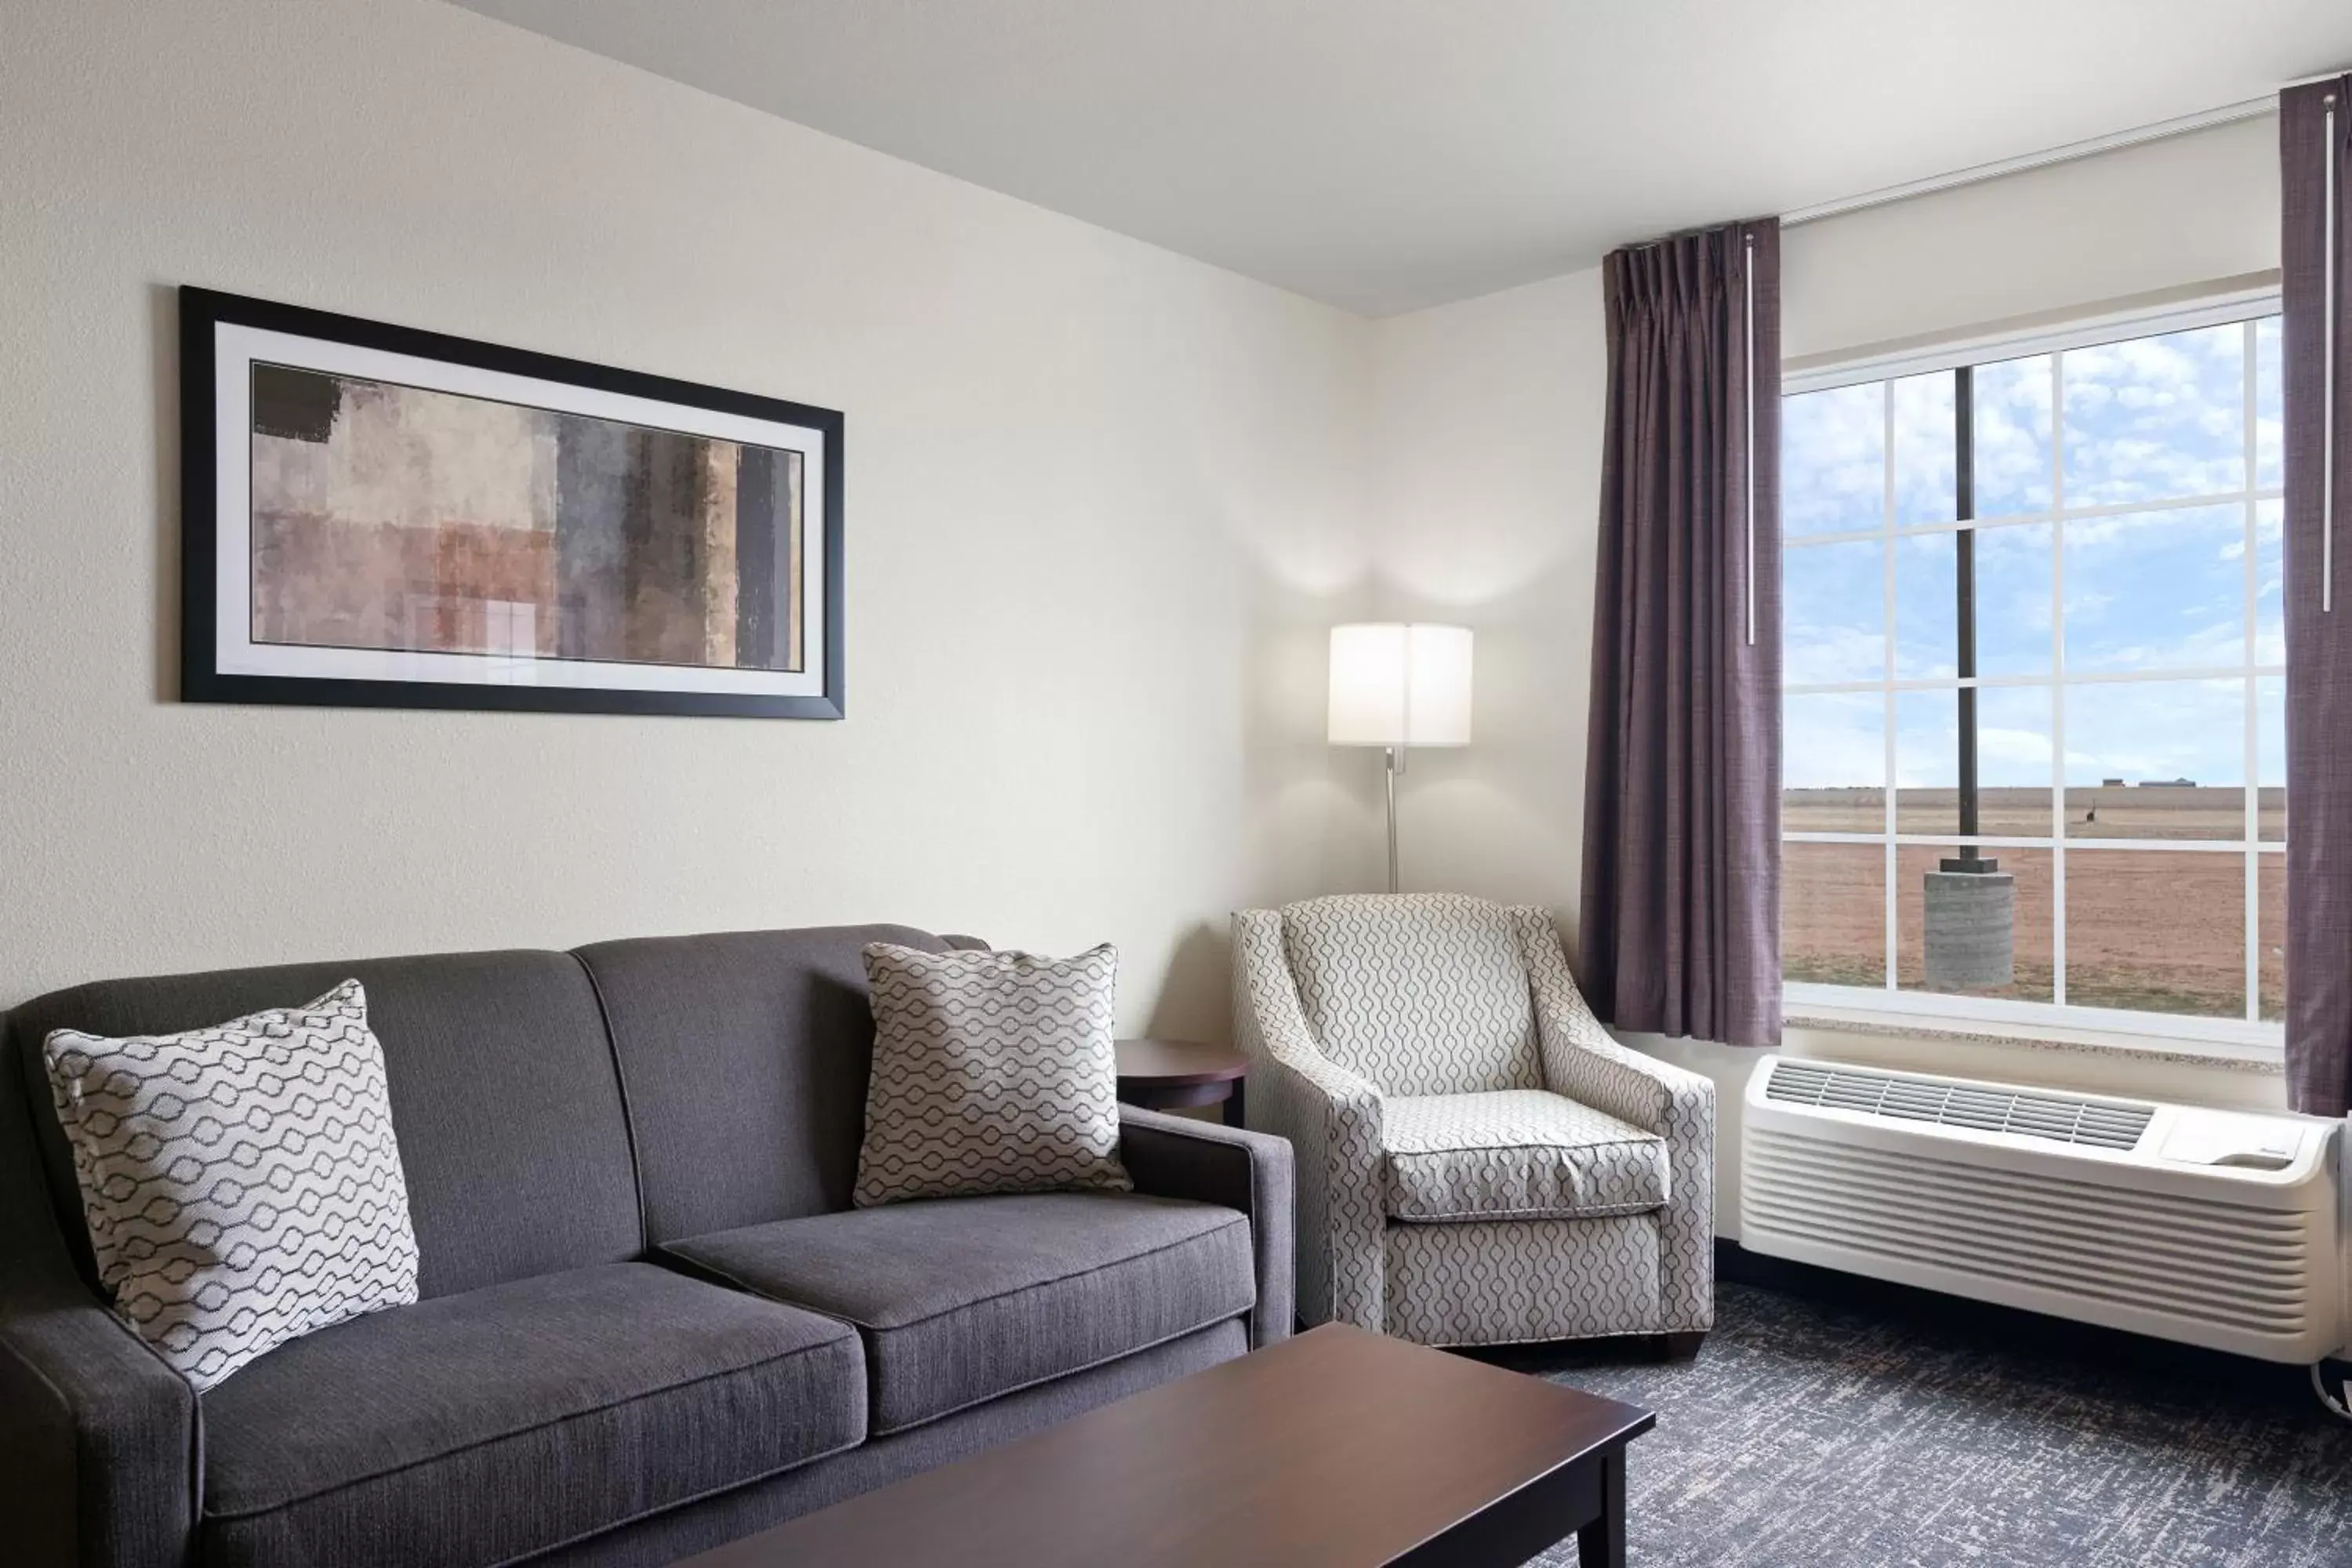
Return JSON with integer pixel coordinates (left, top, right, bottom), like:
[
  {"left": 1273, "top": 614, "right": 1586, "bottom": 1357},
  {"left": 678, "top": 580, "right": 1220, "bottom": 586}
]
[{"left": 180, "top": 286, "right": 844, "bottom": 718}]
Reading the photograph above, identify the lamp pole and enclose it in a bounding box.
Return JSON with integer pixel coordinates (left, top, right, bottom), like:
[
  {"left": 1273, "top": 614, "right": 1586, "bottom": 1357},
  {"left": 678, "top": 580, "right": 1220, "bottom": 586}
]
[
  {"left": 1327, "top": 622, "right": 1468, "bottom": 898},
  {"left": 1385, "top": 745, "right": 1402, "bottom": 893}
]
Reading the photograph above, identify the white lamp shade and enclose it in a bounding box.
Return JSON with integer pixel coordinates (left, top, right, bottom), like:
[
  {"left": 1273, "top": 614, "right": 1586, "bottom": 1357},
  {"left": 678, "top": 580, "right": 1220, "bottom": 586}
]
[{"left": 1327, "top": 622, "right": 1472, "bottom": 747}]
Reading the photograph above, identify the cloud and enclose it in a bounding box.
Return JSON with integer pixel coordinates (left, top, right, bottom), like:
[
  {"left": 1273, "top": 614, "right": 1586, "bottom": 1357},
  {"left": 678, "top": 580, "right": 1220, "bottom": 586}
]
[
  {"left": 2060, "top": 504, "right": 2247, "bottom": 671},
  {"left": 1785, "top": 623, "right": 1886, "bottom": 686},
  {"left": 1980, "top": 726, "right": 2055, "bottom": 767},
  {"left": 1784, "top": 382, "right": 1883, "bottom": 536},
  {"left": 1782, "top": 318, "right": 2277, "bottom": 798},
  {"left": 2060, "top": 678, "right": 2248, "bottom": 786},
  {"left": 1973, "top": 354, "right": 2053, "bottom": 518},
  {"left": 1785, "top": 536, "right": 1885, "bottom": 682},
  {"left": 2060, "top": 325, "right": 2247, "bottom": 506},
  {"left": 1888, "top": 687, "right": 2052, "bottom": 789},
  {"left": 1786, "top": 691, "right": 1887, "bottom": 789},
  {"left": 2255, "top": 317, "right": 2284, "bottom": 488},
  {"left": 1890, "top": 372, "right": 1955, "bottom": 526}
]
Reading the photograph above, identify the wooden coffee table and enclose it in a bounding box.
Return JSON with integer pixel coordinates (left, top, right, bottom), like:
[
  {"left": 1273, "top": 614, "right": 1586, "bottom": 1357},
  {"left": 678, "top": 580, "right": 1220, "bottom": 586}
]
[{"left": 677, "top": 1323, "right": 1653, "bottom": 1567}]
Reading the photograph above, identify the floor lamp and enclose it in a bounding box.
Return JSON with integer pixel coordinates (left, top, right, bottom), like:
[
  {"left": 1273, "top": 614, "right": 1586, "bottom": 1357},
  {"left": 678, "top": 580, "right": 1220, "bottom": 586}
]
[{"left": 1327, "top": 623, "right": 1473, "bottom": 893}]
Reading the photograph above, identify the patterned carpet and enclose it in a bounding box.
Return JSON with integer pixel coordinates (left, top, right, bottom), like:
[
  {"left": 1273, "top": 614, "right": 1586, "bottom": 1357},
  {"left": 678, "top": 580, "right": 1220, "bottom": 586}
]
[{"left": 1476, "top": 1275, "right": 2352, "bottom": 1567}]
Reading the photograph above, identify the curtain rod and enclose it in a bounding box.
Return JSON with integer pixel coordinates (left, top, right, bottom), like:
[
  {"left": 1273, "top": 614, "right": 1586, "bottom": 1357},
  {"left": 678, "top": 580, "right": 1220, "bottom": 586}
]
[{"left": 1782, "top": 96, "right": 2277, "bottom": 228}]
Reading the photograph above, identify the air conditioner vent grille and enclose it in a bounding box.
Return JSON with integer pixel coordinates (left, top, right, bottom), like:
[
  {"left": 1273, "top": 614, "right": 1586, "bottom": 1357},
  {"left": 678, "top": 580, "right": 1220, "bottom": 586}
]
[
  {"left": 1766, "top": 1061, "right": 2154, "bottom": 1152},
  {"left": 1742, "top": 1131, "right": 2314, "bottom": 1338}
]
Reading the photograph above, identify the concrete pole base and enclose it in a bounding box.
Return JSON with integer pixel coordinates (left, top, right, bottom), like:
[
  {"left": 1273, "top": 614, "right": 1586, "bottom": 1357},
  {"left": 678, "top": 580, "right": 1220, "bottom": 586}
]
[{"left": 1922, "top": 869, "right": 2016, "bottom": 990}]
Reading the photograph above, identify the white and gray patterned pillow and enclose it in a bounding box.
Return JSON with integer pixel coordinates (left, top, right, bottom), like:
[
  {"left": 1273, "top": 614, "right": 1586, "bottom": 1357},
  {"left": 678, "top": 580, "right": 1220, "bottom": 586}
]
[
  {"left": 42, "top": 981, "right": 420, "bottom": 1391},
  {"left": 855, "top": 943, "right": 1132, "bottom": 1207}
]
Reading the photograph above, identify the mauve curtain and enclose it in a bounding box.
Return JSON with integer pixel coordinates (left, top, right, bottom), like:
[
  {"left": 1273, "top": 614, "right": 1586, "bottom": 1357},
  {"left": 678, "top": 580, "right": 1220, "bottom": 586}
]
[
  {"left": 2285, "top": 78, "right": 2352, "bottom": 1116},
  {"left": 1580, "top": 220, "right": 1781, "bottom": 1049}
]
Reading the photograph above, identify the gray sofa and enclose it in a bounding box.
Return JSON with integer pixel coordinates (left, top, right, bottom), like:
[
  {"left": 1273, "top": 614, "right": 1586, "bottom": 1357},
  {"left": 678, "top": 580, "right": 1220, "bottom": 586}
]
[{"left": 0, "top": 924, "right": 1294, "bottom": 1568}]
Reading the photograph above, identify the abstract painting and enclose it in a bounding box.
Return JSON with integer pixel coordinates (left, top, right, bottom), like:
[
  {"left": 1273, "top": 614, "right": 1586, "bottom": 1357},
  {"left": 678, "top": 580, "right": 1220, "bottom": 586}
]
[{"left": 181, "top": 288, "right": 844, "bottom": 717}]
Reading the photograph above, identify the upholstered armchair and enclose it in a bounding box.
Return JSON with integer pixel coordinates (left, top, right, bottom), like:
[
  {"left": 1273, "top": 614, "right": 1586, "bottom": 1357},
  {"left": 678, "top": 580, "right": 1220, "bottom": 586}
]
[{"left": 1233, "top": 892, "right": 1714, "bottom": 1351}]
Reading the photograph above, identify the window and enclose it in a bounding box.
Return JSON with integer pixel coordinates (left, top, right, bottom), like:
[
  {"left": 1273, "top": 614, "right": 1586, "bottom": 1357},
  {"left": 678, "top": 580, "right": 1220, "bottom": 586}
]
[{"left": 1780, "top": 305, "right": 2283, "bottom": 1043}]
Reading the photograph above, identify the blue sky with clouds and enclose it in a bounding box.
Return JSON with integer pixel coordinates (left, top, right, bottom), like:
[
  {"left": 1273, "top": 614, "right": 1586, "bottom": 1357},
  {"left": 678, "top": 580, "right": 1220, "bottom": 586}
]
[{"left": 1783, "top": 320, "right": 2283, "bottom": 797}]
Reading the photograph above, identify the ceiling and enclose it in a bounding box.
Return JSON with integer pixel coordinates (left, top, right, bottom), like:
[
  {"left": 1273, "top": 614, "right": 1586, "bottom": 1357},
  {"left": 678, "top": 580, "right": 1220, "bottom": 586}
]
[{"left": 450, "top": 0, "right": 2352, "bottom": 317}]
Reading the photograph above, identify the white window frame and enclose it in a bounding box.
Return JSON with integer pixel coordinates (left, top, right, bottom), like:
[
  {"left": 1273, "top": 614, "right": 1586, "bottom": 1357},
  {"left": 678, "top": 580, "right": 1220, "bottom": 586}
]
[{"left": 1781, "top": 286, "right": 2285, "bottom": 1061}]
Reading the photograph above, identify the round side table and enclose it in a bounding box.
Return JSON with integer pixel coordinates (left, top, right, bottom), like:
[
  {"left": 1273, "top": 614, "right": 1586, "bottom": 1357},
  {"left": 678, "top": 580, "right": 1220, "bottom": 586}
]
[{"left": 1113, "top": 1039, "right": 1250, "bottom": 1127}]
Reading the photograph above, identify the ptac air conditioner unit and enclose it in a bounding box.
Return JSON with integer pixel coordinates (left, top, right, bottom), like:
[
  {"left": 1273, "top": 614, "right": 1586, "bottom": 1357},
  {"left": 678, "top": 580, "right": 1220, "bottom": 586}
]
[{"left": 1741, "top": 1056, "right": 2342, "bottom": 1363}]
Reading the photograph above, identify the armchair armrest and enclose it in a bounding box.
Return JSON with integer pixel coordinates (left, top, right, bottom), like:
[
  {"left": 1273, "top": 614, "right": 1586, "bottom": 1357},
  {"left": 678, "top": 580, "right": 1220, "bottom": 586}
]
[
  {"left": 1515, "top": 914, "right": 1717, "bottom": 1334},
  {"left": 1118, "top": 1107, "right": 1294, "bottom": 1347},
  {"left": 1230, "top": 910, "right": 1387, "bottom": 1332},
  {"left": 0, "top": 1113, "right": 198, "bottom": 1568},
  {"left": 1540, "top": 1006, "right": 1714, "bottom": 1140}
]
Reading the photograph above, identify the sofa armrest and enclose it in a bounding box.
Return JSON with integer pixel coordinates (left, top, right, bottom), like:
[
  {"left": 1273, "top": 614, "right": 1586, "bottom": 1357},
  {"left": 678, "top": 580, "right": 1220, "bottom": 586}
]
[
  {"left": 0, "top": 1112, "right": 198, "bottom": 1568},
  {"left": 1117, "top": 1107, "right": 1294, "bottom": 1348},
  {"left": 0, "top": 1290, "right": 200, "bottom": 1568}
]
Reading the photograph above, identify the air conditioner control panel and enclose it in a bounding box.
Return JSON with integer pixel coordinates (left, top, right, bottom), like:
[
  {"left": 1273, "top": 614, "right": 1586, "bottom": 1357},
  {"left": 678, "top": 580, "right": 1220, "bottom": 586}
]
[{"left": 2158, "top": 1109, "right": 2307, "bottom": 1171}]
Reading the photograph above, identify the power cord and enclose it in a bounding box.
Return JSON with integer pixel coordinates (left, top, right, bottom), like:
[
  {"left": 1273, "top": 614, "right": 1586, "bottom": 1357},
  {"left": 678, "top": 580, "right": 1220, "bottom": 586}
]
[{"left": 2311, "top": 1360, "right": 2352, "bottom": 1423}]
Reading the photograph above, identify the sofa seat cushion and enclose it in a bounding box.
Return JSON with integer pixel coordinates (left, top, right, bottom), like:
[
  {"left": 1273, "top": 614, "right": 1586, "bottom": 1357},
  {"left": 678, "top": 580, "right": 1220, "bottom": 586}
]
[
  {"left": 666, "top": 1192, "right": 1254, "bottom": 1436},
  {"left": 198, "top": 1261, "right": 865, "bottom": 1568},
  {"left": 1381, "top": 1091, "right": 1668, "bottom": 1223}
]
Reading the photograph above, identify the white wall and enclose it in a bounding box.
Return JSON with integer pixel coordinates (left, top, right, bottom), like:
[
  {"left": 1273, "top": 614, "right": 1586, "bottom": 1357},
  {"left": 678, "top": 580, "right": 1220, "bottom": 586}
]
[
  {"left": 1361, "top": 270, "right": 1610, "bottom": 903},
  {"left": 1369, "top": 116, "right": 2293, "bottom": 1231},
  {"left": 0, "top": 0, "right": 1381, "bottom": 1031},
  {"left": 0, "top": 2, "right": 2300, "bottom": 1215}
]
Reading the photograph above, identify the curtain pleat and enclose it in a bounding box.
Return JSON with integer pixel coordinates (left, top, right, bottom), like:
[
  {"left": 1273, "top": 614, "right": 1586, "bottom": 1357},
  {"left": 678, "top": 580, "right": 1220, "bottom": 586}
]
[
  {"left": 1580, "top": 220, "right": 1782, "bottom": 1048},
  {"left": 2283, "top": 78, "right": 2352, "bottom": 1116}
]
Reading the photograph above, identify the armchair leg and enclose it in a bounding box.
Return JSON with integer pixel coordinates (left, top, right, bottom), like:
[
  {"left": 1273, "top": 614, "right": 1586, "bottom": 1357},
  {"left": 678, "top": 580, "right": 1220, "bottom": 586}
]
[{"left": 1656, "top": 1331, "right": 1706, "bottom": 1362}]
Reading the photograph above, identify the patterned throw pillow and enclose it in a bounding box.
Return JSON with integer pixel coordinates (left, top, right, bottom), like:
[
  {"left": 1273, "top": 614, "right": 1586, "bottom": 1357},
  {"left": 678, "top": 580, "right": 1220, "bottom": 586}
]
[
  {"left": 42, "top": 981, "right": 419, "bottom": 1391},
  {"left": 855, "top": 943, "right": 1132, "bottom": 1207}
]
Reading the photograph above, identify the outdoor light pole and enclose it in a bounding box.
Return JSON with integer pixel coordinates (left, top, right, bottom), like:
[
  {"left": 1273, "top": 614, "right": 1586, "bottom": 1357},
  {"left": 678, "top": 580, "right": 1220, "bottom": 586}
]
[
  {"left": 1951, "top": 365, "right": 1990, "bottom": 877},
  {"left": 1923, "top": 364, "right": 2016, "bottom": 992}
]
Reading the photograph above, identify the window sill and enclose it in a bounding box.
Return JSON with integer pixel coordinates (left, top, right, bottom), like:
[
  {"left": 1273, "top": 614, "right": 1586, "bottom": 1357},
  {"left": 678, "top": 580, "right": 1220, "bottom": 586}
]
[{"left": 1781, "top": 1000, "right": 2284, "bottom": 1076}]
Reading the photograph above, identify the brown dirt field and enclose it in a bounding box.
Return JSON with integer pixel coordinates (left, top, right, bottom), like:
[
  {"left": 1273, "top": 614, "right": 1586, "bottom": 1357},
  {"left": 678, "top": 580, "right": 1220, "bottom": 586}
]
[
  {"left": 1784, "top": 786, "right": 2285, "bottom": 841},
  {"left": 1785, "top": 840, "right": 2282, "bottom": 1021}
]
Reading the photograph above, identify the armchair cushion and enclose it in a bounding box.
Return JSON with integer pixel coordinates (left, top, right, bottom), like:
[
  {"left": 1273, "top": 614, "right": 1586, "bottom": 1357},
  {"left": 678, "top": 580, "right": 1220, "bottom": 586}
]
[
  {"left": 1380, "top": 1090, "right": 1668, "bottom": 1223},
  {"left": 1279, "top": 894, "right": 1541, "bottom": 1095}
]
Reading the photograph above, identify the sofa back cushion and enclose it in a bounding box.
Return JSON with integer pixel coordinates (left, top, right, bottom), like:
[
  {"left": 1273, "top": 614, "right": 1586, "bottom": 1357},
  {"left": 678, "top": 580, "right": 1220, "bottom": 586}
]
[
  {"left": 1280, "top": 893, "right": 1542, "bottom": 1096},
  {"left": 575, "top": 925, "right": 953, "bottom": 1243},
  {"left": 6, "top": 950, "right": 638, "bottom": 1301}
]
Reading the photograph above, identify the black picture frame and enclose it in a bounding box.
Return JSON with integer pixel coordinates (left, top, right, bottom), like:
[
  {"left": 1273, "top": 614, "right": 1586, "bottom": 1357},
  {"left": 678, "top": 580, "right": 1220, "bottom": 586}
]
[{"left": 179, "top": 285, "right": 846, "bottom": 719}]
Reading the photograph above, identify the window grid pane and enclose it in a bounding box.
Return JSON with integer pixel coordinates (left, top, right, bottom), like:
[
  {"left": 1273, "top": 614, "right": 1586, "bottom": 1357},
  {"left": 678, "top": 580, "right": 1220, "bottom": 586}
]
[{"left": 1780, "top": 310, "right": 2281, "bottom": 1030}]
